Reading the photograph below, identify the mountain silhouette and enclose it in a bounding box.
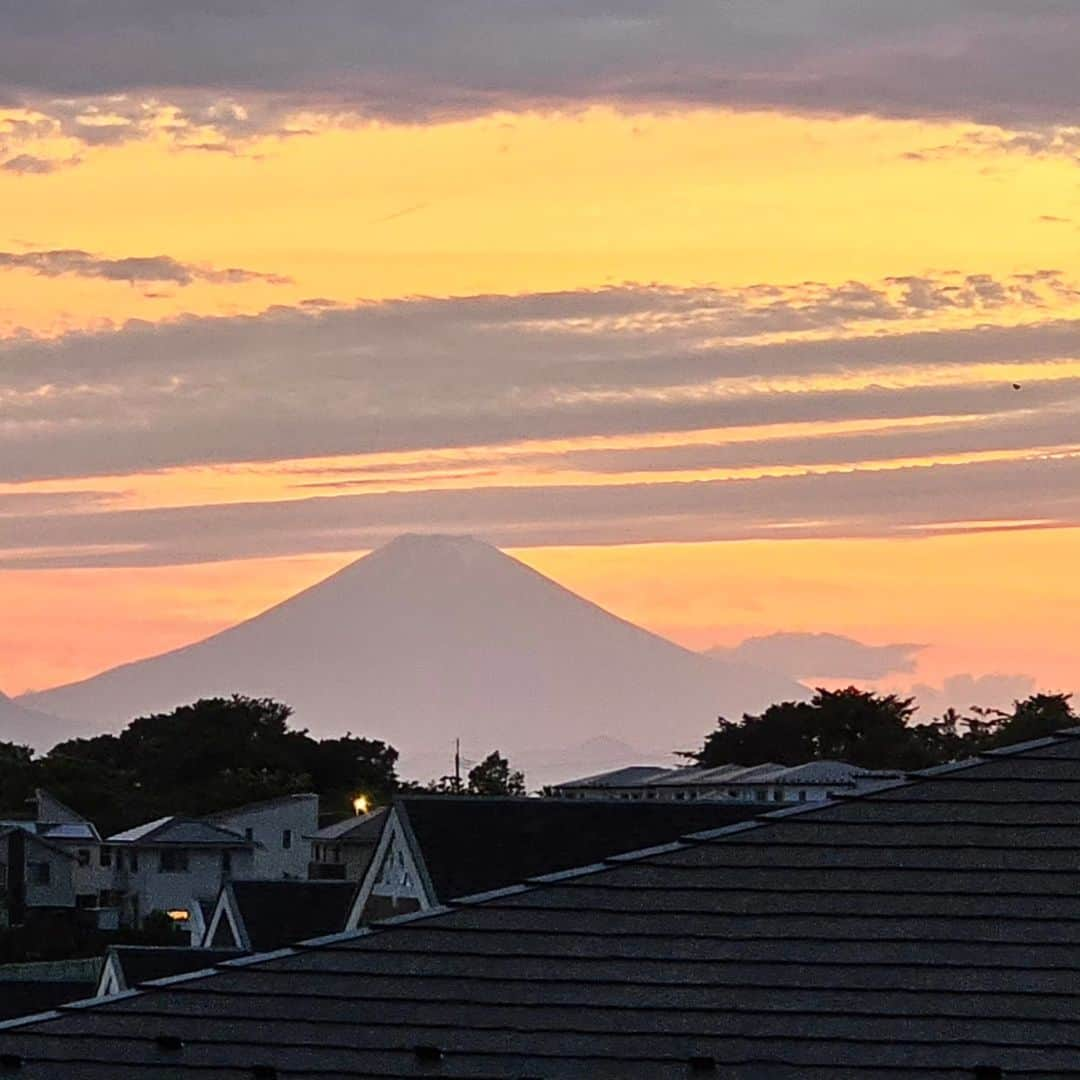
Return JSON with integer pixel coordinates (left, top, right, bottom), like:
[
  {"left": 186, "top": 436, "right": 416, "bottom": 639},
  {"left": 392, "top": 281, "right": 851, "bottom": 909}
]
[
  {"left": 21, "top": 535, "right": 806, "bottom": 763},
  {"left": 0, "top": 691, "right": 69, "bottom": 750}
]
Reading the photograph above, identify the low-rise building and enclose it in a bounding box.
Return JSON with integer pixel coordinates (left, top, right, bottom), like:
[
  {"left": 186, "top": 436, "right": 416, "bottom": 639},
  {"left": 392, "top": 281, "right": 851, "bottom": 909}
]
[
  {"left": 552, "top": 759, "right": 903, "bottom": 803},
  {"left": 204, "top": 794, "right": 318, "bottom": 880},
  {"left": 104, "top": 818, "right": 257, "bottom": 931},
  {"left": 306, "top": 807, "right": 387, "bottom": 882}
]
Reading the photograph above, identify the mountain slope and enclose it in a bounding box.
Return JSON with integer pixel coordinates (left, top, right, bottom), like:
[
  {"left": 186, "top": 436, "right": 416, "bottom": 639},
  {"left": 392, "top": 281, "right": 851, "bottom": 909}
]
[
  {"left": 22, "top": 535, "right": 806, "bottom": 758},
  {"left": 0, "top": 692, "right": 70, "bottom": 752}
]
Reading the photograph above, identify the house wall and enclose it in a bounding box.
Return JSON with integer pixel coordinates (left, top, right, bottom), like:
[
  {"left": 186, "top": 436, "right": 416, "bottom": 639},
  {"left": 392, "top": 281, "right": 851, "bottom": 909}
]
[
  {"left": 116, "top": 847, "right": 255, "bottom": 924},
  {"left": 212, "top": 797, "right": 317, "bottom": 880},
  {"left": 24, "top": 844, "right": 76, "bottom": 910},
  {"left": 310, "top": 841, "right": 377, "bottom": 883}
]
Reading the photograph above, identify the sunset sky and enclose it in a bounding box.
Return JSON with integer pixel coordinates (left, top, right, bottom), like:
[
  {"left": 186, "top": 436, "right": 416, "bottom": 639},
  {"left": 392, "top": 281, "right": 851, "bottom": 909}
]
[{"left": 4, "top": 4, "right": 1080, "bottom": 715}]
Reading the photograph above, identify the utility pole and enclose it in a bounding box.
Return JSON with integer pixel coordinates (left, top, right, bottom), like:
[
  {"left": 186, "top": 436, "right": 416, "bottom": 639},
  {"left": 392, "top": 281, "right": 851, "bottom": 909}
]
[{"left": 454, "top": 738, "right": 461, "bottom": 793}]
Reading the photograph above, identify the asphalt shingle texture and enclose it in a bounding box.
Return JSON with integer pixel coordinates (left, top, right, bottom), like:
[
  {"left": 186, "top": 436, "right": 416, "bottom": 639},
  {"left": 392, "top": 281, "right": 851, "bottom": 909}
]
[{"left": 5, "top": 732, "right": 1080, "bottom": 1078}]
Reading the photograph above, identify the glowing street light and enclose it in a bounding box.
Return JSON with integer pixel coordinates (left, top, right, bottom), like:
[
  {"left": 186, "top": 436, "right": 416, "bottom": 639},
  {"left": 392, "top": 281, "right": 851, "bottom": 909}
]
[{"left": 352, "top": 794, "right": 370, "bottom": 815}]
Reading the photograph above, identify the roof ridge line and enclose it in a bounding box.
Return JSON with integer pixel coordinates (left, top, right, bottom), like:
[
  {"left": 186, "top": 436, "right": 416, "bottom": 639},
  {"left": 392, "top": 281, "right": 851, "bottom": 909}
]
[{"left": 5, "top": 727, "right": 1076, "bottom": 1033}]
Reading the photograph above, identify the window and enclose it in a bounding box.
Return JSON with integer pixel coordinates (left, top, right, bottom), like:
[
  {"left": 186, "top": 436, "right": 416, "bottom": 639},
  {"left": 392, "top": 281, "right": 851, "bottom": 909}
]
[
  {"left": 77, "top": 848, "right": 91, "bottom": 867},
  {"left": 772, "top": 791, "right": 783, "bottom": 802},
  {"left": 798, "top": 790, "right": 807, "bottom": 802},
  {"left": 222, "top": 850, "right": 232, "bottom": 876},
  {"left": 282, "top": 829, "right": 292, "bottom": 850},
  {"left": 28, "top": 861, "right": 51, "bottom": 886},
  {"left": 159, "top": 849, "right": 189, "bottom": 873},
  {"left": 99, "top": 847, "right": 112, "bottom": 868},
  {"left": 755, "top": 790, "right": 767, "bottom": 802},
  {"left": 129, "top": 851, "right": 139, "bottom": 872},
  {"left": 244, "top": 827, "right": 254, "bottom": 842}
]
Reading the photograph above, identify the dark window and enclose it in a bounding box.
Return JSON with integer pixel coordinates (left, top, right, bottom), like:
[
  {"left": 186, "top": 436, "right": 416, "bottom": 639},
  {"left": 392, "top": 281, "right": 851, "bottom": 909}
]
[
  {"left": 222, "top": 850, "right": 232, "bottom": 876},
  {"left": 130, "top": 851, "right": 139, "bottom": 872},
  {"left": 772, "top": 791, "right": 783, "bottom": 802},
  {"left": 28, "top": 861, "right": 51, "bottom": 886},
  {"left": 99, "top": 847, "right": 112, "bottom": 868},
  {"left": 282, "top": 829, "right": 292, "bottom": 850},
  {"left": 755, "top": 790, "right": 767, "bottom": 802},
  {"left": 244, "top": 827, "right": 254, "bottom": 842},
  {"left": 798, "top": 790, "right": 807, "bottom": 802},
  {"left": 75, "top": 893, "right": 96, "bottom": 909},
  {"left": 77, "top": 848, "right": 90, "bottom": 867},
  {"left": 159, "top": 849, "right": 189, "bottom": 873}
]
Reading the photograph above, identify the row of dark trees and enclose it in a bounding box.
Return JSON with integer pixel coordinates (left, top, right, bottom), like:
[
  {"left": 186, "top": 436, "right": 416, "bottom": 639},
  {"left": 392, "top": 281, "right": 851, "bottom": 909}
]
[
  {"left": 689, "top": 687, "right": 1077, "bottom": 771},
  {"left": 0, "top": 697, "right": 401, "bottom": 835},
  {"left": 2, "top": 689, "right": 1075, "bottom": 832},
  {"left": 0, "top": 696, "right": 530, "bottom": 834}
]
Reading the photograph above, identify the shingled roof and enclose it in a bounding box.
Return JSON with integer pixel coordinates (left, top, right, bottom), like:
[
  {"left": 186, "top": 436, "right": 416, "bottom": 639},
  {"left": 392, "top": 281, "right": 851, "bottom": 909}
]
[
  {"left": 5, "top": 731, "right": 1080, "bottom": 1077},
  {"left": 205, "top": 880, "right": 359, "bottom": 952},
  {"left": 387, "top": 794, "right": 768, "bottom": 907}
]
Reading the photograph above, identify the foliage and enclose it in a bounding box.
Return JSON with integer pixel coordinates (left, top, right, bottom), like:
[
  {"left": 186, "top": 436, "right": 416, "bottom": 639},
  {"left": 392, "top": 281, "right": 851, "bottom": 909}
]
[
  {"left": 467, "top": 751, "right": 526, "bottom": 796},
  {"left": 426, "top": 749, "right": 527, "bottom": 795},
  {"left": 690, "top": 688, "right": 1079, "bottom": 771},
  {"left": 0, "top": 696, "right": 400, "bottom": 834}
]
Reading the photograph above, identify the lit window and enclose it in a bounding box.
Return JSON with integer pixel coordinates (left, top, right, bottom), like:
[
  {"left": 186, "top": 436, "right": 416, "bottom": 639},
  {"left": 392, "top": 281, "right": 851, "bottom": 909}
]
[{"left": 166, "top": 909, "right": 190, "bottom": 922}]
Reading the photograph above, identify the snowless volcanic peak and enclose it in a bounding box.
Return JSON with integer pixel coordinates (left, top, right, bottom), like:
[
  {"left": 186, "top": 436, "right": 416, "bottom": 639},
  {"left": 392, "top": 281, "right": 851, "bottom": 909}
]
[{"left": 22, "top": 534, "right": 806, "bottom": 757}]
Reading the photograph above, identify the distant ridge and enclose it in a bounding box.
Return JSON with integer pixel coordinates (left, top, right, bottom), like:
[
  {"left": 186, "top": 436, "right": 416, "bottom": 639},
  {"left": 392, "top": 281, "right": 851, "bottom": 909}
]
[
  {"left": 21, "top": 535, "right": 807, "bottom": 759},
  {"left": 0, "top": 691, "right": 69, "bottom": 752}
]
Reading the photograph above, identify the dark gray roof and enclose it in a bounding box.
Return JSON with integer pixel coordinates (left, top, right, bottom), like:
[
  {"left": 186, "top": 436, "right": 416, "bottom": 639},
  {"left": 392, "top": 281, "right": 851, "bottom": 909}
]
[
  {"left": 5, "top": 732, "right": 1080, "bottom": 1076},
  {"left": 307, "top": 806, "right": 388, "bottom": 843},
  {"left": 396, "top": 795, "right": 766, "bottom": 903},
  {"left": 106, "top": 817, "right": 254, "bottom": 847},
  {"left": 224, "top": 881, "right": 359, "bottom": 952},
  {"left": 555, "top": 765, "right": 673, "bottom": 788},
  {"left": 105, "top": 948, "right": 245, "bottom": 992}
]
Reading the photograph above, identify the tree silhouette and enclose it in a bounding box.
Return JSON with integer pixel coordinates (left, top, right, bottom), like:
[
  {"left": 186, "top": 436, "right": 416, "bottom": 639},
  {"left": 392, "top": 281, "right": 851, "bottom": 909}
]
[{"left": 467, "top": 751, "right": 526, "bottom": 796}]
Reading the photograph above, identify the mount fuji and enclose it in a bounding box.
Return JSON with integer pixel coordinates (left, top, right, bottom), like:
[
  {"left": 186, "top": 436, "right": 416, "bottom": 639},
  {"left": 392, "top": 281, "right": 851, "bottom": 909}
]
[{"left": 20, "top": 535, "right": 806, "bottom": 769}]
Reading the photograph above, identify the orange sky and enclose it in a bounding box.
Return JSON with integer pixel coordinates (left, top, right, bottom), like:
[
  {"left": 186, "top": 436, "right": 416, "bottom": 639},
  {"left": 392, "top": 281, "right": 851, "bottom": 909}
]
[{"left": 4, "top": 97, "right": 1080, "bottom": 709}]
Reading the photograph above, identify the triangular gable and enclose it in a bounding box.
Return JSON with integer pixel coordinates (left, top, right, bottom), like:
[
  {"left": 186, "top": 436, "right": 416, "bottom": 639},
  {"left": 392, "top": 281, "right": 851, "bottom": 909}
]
[
  {"left": 203, "top": 884, "right": 248, "bottom": 951},
  {"left": 94, "top": 952, "right": 126, "bottom": 998},
  {"left": 345, "top": 806, "right": 433, "bottom": 929}
]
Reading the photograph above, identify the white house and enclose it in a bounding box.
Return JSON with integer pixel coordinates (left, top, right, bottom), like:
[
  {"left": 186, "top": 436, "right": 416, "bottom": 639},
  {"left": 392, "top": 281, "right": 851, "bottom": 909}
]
[
  {"left": 306, "top": 807, "right": 387, "bottom": 882},
  {"left": 551, "top": 760, "right": 904, "bottom": 803},
  {"left": 0, "top": 828, "right": 76, "bottom": 924},
  {"left": 104, "top": 818, "right": 257, "bottom": 931},
  {"left": 204, "top": 794, "right": 318, "bottom": 880}
]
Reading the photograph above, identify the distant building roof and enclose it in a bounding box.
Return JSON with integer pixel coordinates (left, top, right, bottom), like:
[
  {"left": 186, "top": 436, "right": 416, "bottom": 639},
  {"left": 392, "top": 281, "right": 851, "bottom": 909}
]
[
  {"left": 106, "top": 817, "right": 255, "bottom": 848},
  {"left": 307, "top": 806, "right": 389, "bottom": 842},
  {"left": 8, "top": 731, "right": 1080, "bottom": 1075},
  {"left": 554, "top": 765, "right": 673, "bottom": 788},
  {"left": 203, "top": 793, "right": 318, "bottom": 823}
]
